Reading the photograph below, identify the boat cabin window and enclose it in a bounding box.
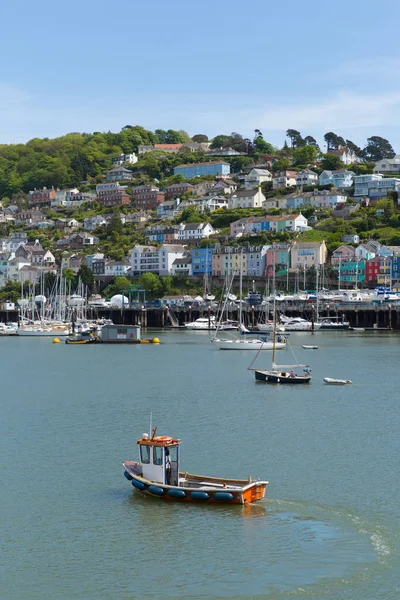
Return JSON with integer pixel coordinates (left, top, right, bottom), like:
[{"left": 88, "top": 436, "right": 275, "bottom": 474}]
[
  {"left": 167, "top": 446, "right": 178, "bottom": 463},
  {"left": 153, "top": 446, "right": 163, "bottom": 465},
  {"left": 140, "top": 445, "right": 150, "bottom": 464}
]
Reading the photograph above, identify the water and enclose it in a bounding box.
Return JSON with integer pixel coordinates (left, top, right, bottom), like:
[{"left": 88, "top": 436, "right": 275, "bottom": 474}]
[{"left": 0, "top": 331, "right": 399, "bottom": 599}]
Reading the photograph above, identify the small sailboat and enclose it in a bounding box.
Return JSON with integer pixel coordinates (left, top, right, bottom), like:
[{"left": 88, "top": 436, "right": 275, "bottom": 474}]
[
  {"left": 122, "top": 428, "right": 269, "bottom": 505},
  {"left": 249, "top": 311, "right": 311, "bottom": 384}
]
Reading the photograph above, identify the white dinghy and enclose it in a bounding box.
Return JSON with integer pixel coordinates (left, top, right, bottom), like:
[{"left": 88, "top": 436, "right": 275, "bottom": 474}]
[{"left": 323, "top": 377, "right": 352, "bottom": 385}]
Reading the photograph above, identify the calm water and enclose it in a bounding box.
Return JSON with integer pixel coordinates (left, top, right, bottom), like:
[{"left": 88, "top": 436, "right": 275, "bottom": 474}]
[{"left": 1, "top": 330, "right": 399, "bottom": 600}]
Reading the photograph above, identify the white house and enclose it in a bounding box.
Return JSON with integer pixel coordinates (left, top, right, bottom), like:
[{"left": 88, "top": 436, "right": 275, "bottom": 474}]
[
  {"left": 329, "top": 146, "right": 361, "bottom": 165},
  {"left": 374, "top": 156, "right": 400, "bottom": 174},
  {"left": 84, "top": 215, "right": 107, "bottom": 231},
  {"left": 112, "top": 153, "right": 138, "bottom": 166},
  {"left": 295, "top": 169, "right": 318, "bottom": 188},
  {"left": 262, "top": 197, "right": 288, "bottom": 210},
  {"left": 241, "top": 168, "right": 272, "bottom": 189},
  {"left": 228, "top": 188, "right": 266, "bottom": 209},
  {"left": 53, "top": 188, "right": 79, "bottom": 206},
  {"left": 177, "top": 222, "right": 216, "bottom": 241},
  {"left": 6, "top": 256, "right": 31, "bottom": 282},
  {"left": 104, "top": 259, "right": 131, "bottom": 277},
  {"left": 171, "top": 255, "right": 192, "bottom": 276},
  {"left": 130, "top": 244, "right": 186, "bottom": 276},
  {"left": 272, "top": 170, "right": 297, "bottom": 189},
  {"left": 192, "top": 195, "right": 228, "bottom": 212}
]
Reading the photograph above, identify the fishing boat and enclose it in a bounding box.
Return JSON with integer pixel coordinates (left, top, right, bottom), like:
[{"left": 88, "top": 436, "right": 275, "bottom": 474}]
[
  {"left": 122, "top": 428, "right": 268, "bottom": 504},
  {"left": 65, "top": 331, "right": 97, "bottom": 345},
  {"left": 323, "top": 377, "right": 352, "bottom": 385}
]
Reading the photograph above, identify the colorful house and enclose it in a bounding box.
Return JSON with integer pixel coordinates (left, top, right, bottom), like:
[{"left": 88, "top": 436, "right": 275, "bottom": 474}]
[
  {"left": 174, "top": 162, "right": 230, "bottom": 179},
  {"left": 191, "top": 247, "right": 213, "bottom": 275},
  {"left": 291, "top": 241, "right": 327, "bottom": 269},
  {"left": 265, "top": 243, "right": 291, "bottom": 275}
]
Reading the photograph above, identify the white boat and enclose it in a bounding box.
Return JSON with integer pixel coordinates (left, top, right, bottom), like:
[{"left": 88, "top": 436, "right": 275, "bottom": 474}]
[
  {"left": 215, "top": 337, "right": 287, "bottom": 351},
  {"left": 17, "top": 324, "right": 70, "bottom": 337},
  {"left": 302, "top": 345, "right": 318, "bottom": 349},
  {"left": 184, "top": 317, "right": 217, "bottom": 330},
  {"left": 280, "top": 316, "right": 321, "bottom": 331},
  {"left": 323, "top": 377, "right": 352, "bottom": 385},
  {"left": 213, "top": 252, "right": 286, "bottom": 351},
  {"left": 0, "top": 323, "right": 18, "bottom": 335},
  {"left": 256, "top": 321, "right": 285, "bottom": 333}
]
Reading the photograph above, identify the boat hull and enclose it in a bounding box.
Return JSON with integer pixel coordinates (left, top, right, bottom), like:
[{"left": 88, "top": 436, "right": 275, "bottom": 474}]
[
  {"left": 123, "top": 462, "right": 268, "bottom": 505},
  {"left": 255, "top": 370, "right": 311, "bottom": 384},
  {"left": 17, "top": 328, "right": 69, "bottom": 336},
  {"left": 215, "top": 340, "right": 286, "bottom": 351}
]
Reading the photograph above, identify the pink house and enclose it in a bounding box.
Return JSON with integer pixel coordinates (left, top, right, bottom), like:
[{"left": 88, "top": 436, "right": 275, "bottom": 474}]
[{"left": 331, "top": 245, "right": 356, "bottom": 265}]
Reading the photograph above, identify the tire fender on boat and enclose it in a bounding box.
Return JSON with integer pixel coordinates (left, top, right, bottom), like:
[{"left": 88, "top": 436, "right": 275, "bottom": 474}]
[
  {"left": 213, "top": 492, "right": 234, "bottom": 502},
  {"left": 131, "top": 478, "right": 146, "bottom": 491},
  {"left": 148, "top": 485, "right": 165, "bottom": 496},
  {"left": 190, "top": 491, "right": 209, "bottom": 501}
]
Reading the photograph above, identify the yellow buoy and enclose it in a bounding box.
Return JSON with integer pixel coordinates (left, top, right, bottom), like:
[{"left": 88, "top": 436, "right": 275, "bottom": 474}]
[
  {"left": 152, "top": 338, "right": 160, "bottom": 344},
  {"left": 53, "top": 338, "right": 61, "bottom": 344}
]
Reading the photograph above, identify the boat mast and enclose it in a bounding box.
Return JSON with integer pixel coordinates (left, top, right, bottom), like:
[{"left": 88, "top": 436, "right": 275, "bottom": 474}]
[
  {"left": 239, "top": 249, "right": 243, "bottom": 326},
  {"left": 272, "top": 252, "right": 277, "bottom": 367}
]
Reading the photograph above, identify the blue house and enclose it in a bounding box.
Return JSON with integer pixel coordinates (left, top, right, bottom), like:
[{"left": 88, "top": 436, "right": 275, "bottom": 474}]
[
  {"left": 174, "top": 162, "right": 230, "bottom": 179},
  {"left": 191, "top": 247, "right": 213, "bottom": 275},
  {"left": 286, "top": 193, "right": 313, "bottom": 210}
]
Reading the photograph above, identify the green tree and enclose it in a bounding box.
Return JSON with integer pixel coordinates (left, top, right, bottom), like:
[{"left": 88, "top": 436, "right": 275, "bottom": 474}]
[
  {"left": 139, "top": 272, "right": 163, "bottom": 297},
  {"left": 107, "top": 208, "right": 123, "bottom": 235},
  {"left": 320, "top": 154, "right": 345, "bottom": 171},
  {"left": 192, "top": 134, "right": 209, "bottom": 143},
  {"left": 363, "top": 136, "right": 395, "bottom": 161},
  {"left": 293, "top": 145, "right": 318, "bottom": 166},
  {"left": 77, "top": 264, "right": 94, "bottom": 290},
  {"left": 286, "top": 129, "right": 304, "bottom": 148},
  {"left": 253, "top": 130, "right": 275, "bottom": 154}
]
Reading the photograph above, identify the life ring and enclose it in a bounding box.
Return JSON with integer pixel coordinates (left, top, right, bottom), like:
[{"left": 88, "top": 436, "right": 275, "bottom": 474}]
[{"left": 153, "top": 436, "right": 173, "bottom": 444}]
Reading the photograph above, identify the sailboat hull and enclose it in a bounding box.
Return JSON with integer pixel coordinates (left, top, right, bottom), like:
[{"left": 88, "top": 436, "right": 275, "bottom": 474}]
[{"left": 255, "top": 370, "right": 311, "bottom": 384}]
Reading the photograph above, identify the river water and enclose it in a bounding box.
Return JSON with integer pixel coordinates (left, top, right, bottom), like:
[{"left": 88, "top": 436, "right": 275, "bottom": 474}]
[{"left": 0, "top": 330, "right": 399, "bottom": 599}]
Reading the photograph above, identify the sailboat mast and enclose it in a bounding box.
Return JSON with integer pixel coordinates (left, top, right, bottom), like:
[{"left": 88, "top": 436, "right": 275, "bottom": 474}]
[{"left": 239, "top": 249, "right": 243, "bottom": 326}]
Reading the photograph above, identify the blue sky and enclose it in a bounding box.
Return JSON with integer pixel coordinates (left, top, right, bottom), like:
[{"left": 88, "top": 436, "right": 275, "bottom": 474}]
[{"left": 1, "top": 0, "right": 400, "bottom": 151}]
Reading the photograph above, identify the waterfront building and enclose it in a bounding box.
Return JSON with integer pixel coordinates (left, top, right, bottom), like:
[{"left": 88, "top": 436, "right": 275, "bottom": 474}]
[
  {"left": 191, "top": 247, "right": 213, "bottom": 276},
  {"left": 174, "top": 162, "right": 230, "bottom": 178},
  {"left": 130, "top": 244, "right": 186, "bottom": 276},
  {"left": 265, "top": 244, "right": 291, "bottom": 275},
  {"left": 291, "top": 241, "right": 327, "bottom": 269},
  {"left": 171, "top": 255, "right": 192, "bottom": 276},
  {"left": 211, "top": 246, "right": 247, "bottom": 277},
  {"left": 331, "top": 245, "right": 356, "bottom": 266}
]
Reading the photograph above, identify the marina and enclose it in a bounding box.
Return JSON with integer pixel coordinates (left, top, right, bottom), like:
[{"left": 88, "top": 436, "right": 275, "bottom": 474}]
[{"left": 1, "top": 329, "right": 399, "bottom": 599}]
